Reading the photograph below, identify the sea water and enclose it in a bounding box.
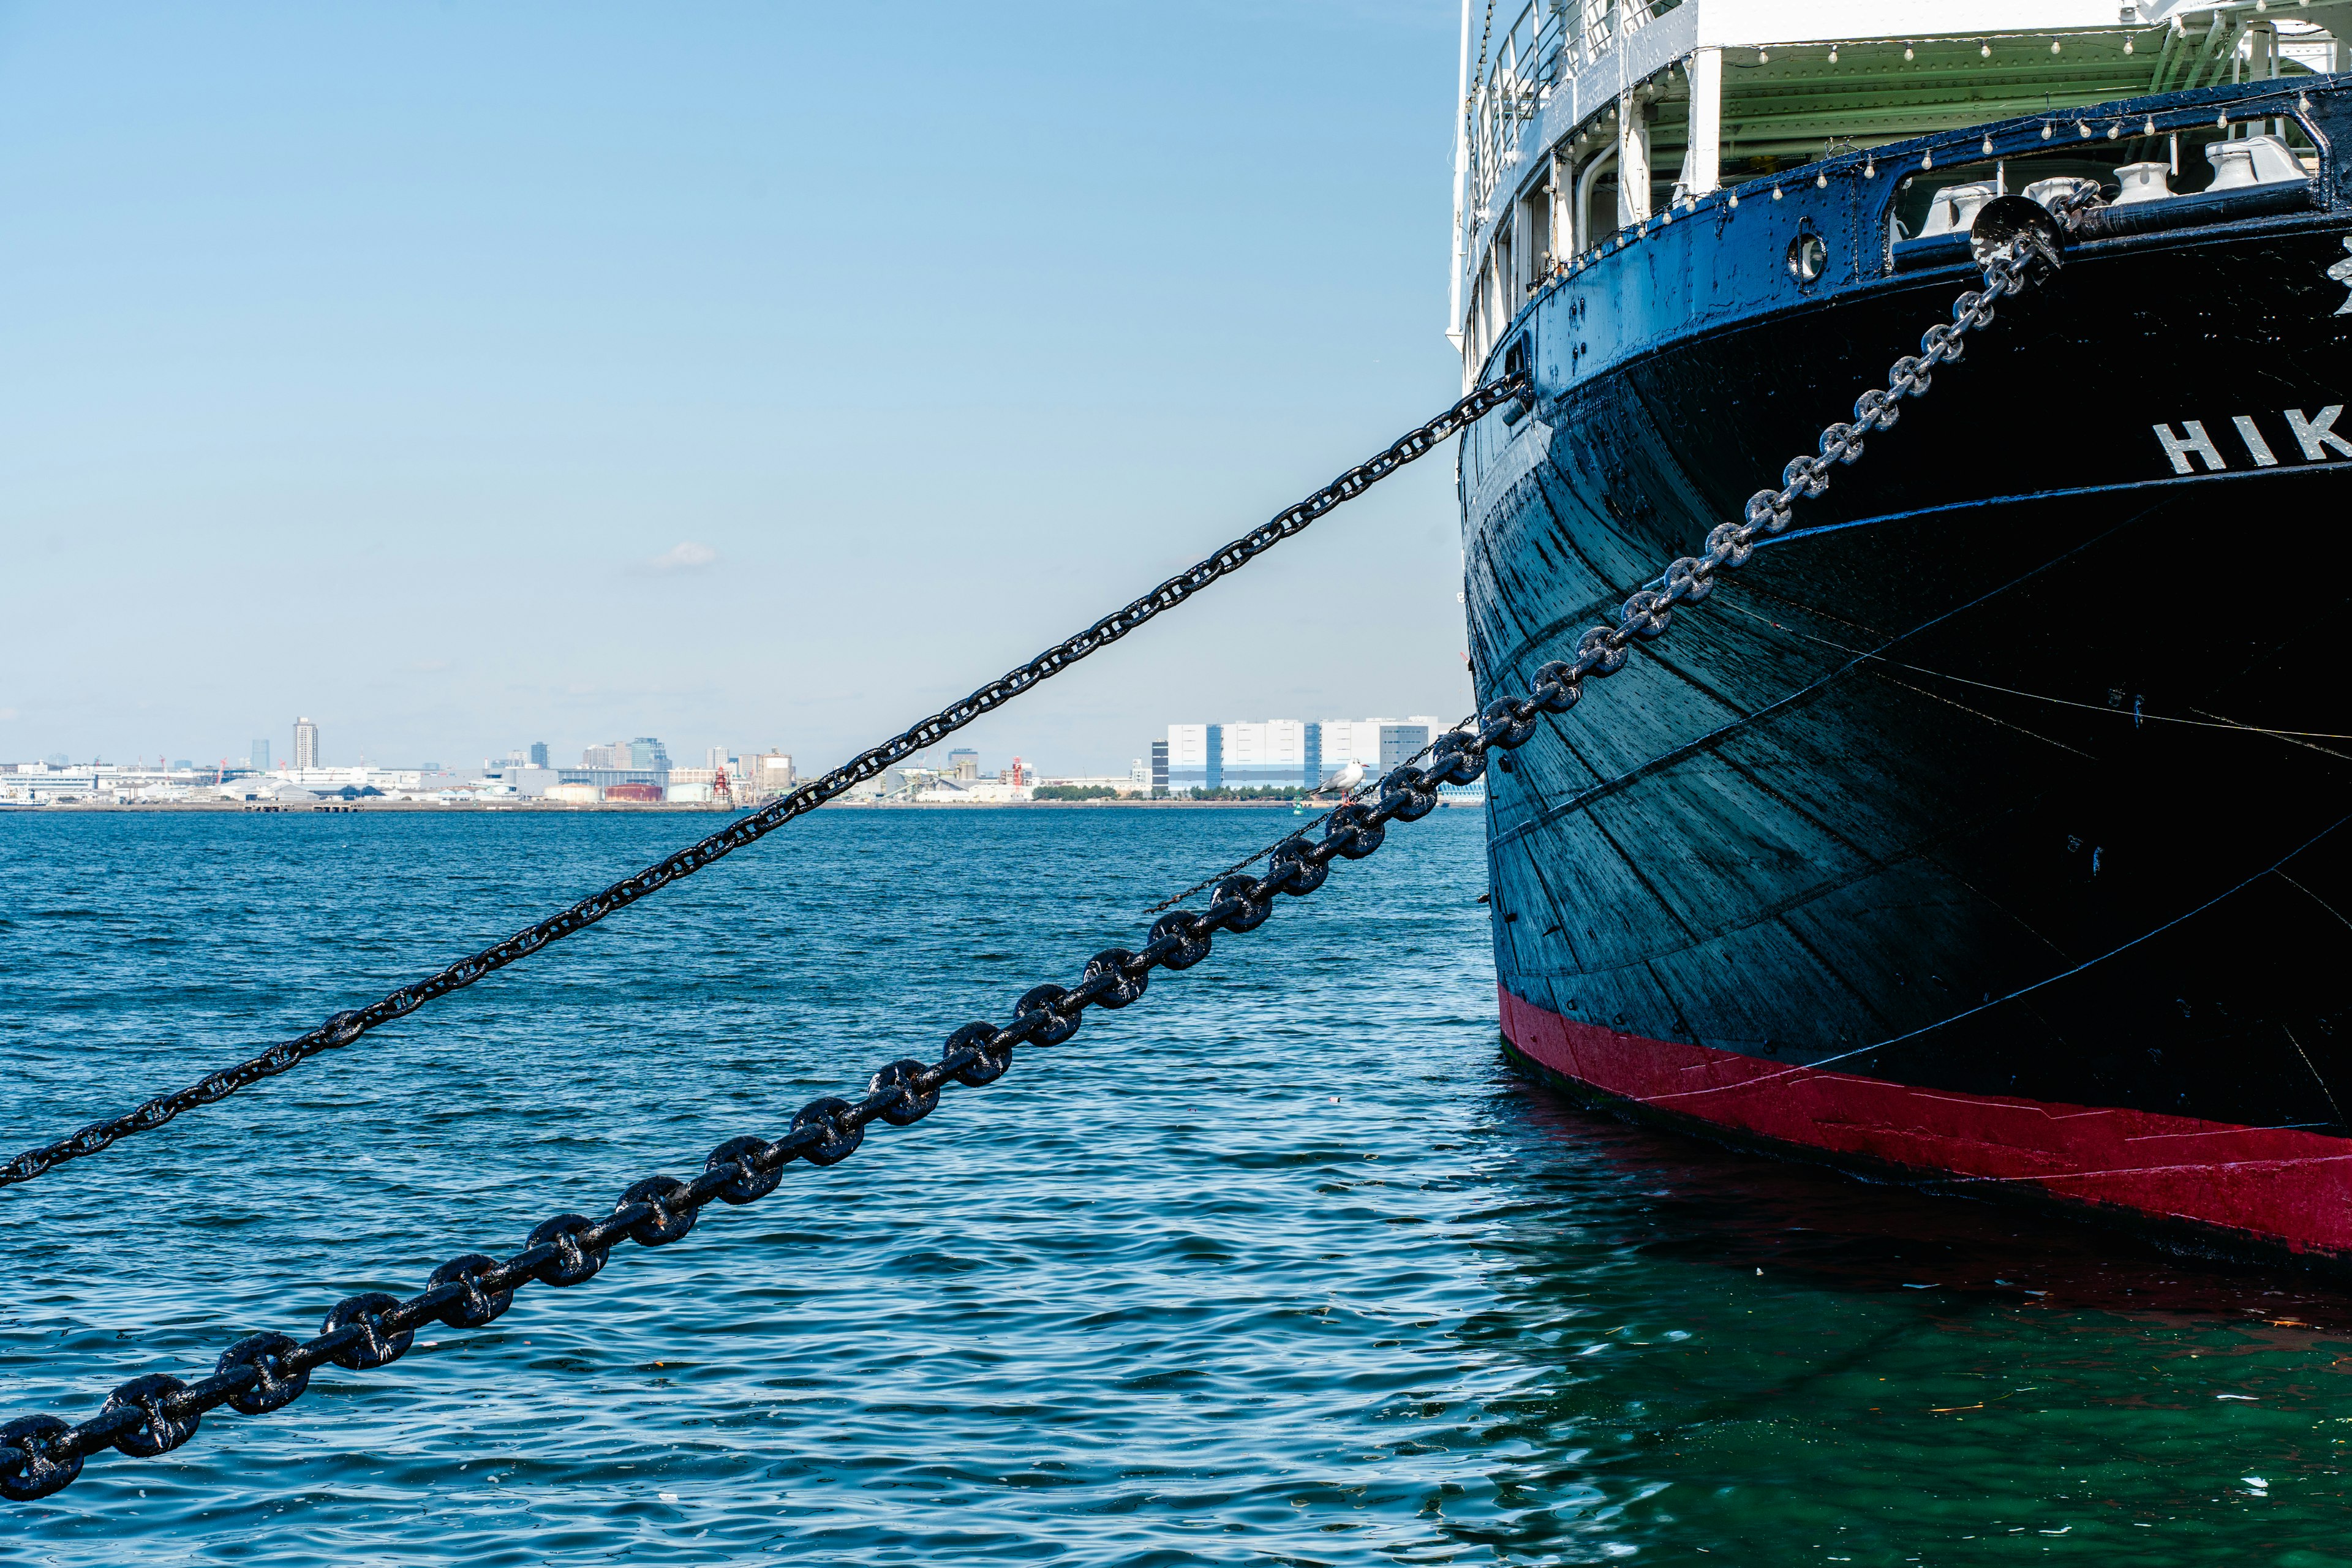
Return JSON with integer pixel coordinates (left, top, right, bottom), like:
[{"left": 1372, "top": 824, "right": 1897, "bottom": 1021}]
[{"left": 2, "top": 808, "right": 2346, "bottom": 1564}]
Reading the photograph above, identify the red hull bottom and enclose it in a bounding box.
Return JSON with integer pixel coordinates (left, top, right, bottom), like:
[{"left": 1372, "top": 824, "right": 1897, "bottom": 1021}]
[{"left": 1499, "top": 987, "right": 2352, "bottom": 1267}]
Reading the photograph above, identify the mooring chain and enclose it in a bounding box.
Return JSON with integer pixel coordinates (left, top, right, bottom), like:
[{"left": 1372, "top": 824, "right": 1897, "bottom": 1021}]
[
  {"left": 1142, "top": 719, "right": 1469, "bottom": 915},
  {"left": 1550, "top": 197, "right": 2086, "bottom": 670},
  {"left": 0, "top": 208, "right": 2093, "bottom": 1502},
  {"left": 1153, "top": 197, "right": 2094, "bottom": 918},
  {"left": 0, "top": 377, "right": 1528, "bottom": 1194},
  {"left": 0, "top": 708, "right": 1506, "bottom": 1502}
]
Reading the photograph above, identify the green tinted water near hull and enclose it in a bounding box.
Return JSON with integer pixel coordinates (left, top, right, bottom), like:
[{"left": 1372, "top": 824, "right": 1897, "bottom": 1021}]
[{"left": 2, "top": 808, "right": 2342, "bottom": 1561}]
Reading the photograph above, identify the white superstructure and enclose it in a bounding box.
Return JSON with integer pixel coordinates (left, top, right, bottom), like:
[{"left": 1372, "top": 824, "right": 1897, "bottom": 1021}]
[{"left": 1450, "top": 0, "right": 2343, "bottom": 371}]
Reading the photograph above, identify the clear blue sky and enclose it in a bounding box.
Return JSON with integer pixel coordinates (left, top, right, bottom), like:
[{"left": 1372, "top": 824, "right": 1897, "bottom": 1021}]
[{"left": 0, "top": 2, "right": 1471, "bottom": 777}]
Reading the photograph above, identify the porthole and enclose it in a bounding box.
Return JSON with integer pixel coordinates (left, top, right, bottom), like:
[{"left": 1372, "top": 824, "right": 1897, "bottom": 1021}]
[{"left": 1787, "top": 230, "right": 1827, "bottom": 282}]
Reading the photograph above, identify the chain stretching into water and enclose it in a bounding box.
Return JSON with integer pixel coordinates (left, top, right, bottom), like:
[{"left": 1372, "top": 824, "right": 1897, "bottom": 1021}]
[
  {"left": 0, "top": 721, "right": 1474, "bottom": 1502},
  {"left": 0, "top": 377, "right": 1525, "bottom": 1194},
  {"left": 1143, "top": 719, "right": 1469, "bottom": 914},
  {"left": 1147, "top": 194, "right": 2091, "bottom": 917},
  {"left": 0, "top": 205, "right": 2092, "bottom": 1502}
]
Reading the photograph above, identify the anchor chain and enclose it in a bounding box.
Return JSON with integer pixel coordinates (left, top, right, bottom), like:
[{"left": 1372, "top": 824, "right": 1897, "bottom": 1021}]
[
  {"left": 1536, "top": 194, "right": 2084, "bottom": 684},
  {"left": 1153, "top": 195, "right": 2096, "bottom": 917},
  {"left": 1, "top": 205, "right": 2094, "bottom": 1504},
  {"left": 0, "top": 375, "right": 1525, "bottom": 1193},
  {"left": 0, "top": 703, "right": 1496, "bottom": 1502},
  {"left": 1144, "top": 718, "right": 1466, "bottom": 914}
]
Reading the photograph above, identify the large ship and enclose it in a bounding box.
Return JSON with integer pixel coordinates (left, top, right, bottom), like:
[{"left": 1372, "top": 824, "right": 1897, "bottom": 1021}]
[{"left": 1455, "top": 0, "right": 2352, "bottom": 1264}]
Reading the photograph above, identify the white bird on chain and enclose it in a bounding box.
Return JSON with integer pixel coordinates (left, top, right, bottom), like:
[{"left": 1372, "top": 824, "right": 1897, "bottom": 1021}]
[{"left": 1316, "top": 761, "right": 1365, "bottom": 797}]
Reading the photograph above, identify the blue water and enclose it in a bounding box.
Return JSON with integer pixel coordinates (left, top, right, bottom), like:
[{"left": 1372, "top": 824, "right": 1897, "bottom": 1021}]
[{"left": 4, "top": 807, "right": 2351, "bottom": 1565}]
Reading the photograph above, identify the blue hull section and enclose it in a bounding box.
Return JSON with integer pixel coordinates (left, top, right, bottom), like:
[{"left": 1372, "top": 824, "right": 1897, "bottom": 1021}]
[{"left": 1461, "top": 77, "right": 2352, "bottom": 1255}]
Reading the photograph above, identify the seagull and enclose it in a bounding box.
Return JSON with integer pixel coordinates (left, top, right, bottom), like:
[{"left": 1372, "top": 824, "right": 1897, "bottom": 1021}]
[{"left": 1316, "top": 761, "right": 1365, "bottom": 796}]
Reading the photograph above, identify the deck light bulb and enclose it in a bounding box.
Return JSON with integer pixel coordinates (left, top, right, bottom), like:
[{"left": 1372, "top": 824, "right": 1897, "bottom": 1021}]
[
  {"left": 1904, "top": 46, "right": 1915, "bottom": 61},
  {"left": 1921, "top": 150, "right": 1934, "bottom": 170},
  {"left": 1758, "top": 49, "right": 1769, "bottom": 62},
  {"left": 1773, "top": 186, "right": 1783, "bottom": 200},
  {"left": 1863, "top": 159, "right": 1875, "bottom": 178},
  {"left": 2125, "top": 38, "right": 2135, "bottom": 54},
  {"left": 2108, "top": 123, "right": 2121, "bottom": 139},
  {"left": 2078, "top": 121, "right": 2091, "bottom": 138},
  {"left": 2042, "top": 123, "right": 2054, "bottom": 140},
  {"left": 1981, "top": 43, "right": 1992, "bottom": 58},
  {"left": 2051, "top": 39, "right": 2062, "bottom": 54},
  {"left": 1728, "top": 192, "right": 1739, "bottom": 208},
  {"left": 1828, "top": 48, "right": 1839, "bottom": 62},
  {"left": 2144, "top": 116, "right": 2157, "bottom": 134},
  {"left": 2218, "top": 111, "right": 2230, "bottom": 128},
  {"left": 1814, "top": 172, "right": 1825, "bottom": 188},
  {"left": 1982, "top": 134, "right": 1996, "bottom": 153}
]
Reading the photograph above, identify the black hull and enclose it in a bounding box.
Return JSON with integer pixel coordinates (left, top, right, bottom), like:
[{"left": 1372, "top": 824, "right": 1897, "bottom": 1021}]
[{"left": 1462, "top": 78, "right": 2352, "bottom": 1260}]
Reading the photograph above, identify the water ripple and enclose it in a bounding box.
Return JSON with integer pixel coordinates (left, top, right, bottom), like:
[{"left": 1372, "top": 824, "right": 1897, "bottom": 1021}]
[{"left": 3, "top": 809, "right": 2348, "bottom": 1563}]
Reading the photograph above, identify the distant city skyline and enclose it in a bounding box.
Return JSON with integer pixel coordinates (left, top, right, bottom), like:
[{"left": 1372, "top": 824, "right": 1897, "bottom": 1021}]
[
  {"left": 18, "top": 704, "right": 1479, "bottom": 786},
  {"left": 4, "top": 710, "right": 1028, "bottom": 782},
  {"left": 0, "top": 7, "right": 1468, "bottom": 779},
  {"left": 8, "top": 685, "right": 1481, "bottom": 784}
]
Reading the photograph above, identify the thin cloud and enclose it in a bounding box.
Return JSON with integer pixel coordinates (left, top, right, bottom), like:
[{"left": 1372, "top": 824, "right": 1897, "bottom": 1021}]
[{"left": 644, "top": 541, "right": 720, "bottom": 573}]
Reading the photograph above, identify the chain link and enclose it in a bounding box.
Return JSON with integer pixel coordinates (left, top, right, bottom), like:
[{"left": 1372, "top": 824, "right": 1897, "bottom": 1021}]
[
  {"left": 1555, "top": 200, "right": 2084, "bottom": 713},
  {"left": 0, "top": 376, "right": 1526, "bottom": 1194},
  {"left": 1142, "top": 718, "right": 1470, "bottom": 914},
  {"left": 0, "top": 200, "right": 2093, "bottom": 1504},
  {"left": 1153, "top": 193, "right": 2097, "bottom": 916},
  {"left": 0, "top": 710, "right": 1502, "bottom": 1501}
]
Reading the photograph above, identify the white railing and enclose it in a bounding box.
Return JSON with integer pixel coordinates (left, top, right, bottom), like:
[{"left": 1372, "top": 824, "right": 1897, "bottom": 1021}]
[
  {"left": 1463, "top": 1, "right": 1558, "bottom": 224},
  {"left": 1463, "top": 0, "right": 1683, "bottom": 223}
]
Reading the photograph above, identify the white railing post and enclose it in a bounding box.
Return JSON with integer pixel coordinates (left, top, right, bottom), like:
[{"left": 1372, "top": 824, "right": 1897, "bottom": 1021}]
[
  {"left": 1617, "top": 86, "right": 1650, "bottom": 225},
  {"left": 1449, "top": 0, "right": 1472, "bottom": 349},
  {"left": 1550, "top": 146, "right": 1571, "bottom": 268},
  {"left": 1512, "top": 186, "right": 1533, "bottom": 301},
  {"left": 1687, "top": 45, "right": 1722, "bottom": 196}
]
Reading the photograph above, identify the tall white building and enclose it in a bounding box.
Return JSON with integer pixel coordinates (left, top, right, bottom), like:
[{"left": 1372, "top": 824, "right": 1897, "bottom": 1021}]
[
  {"left": 1166, "top": 715, "right": 1457, "bottom": 788},
  {"left": 1221, "top": 720, "right": 1306, "bottom": 770},
  {"left": 1166, "top": 724, "right": 1209, "bottom": 772},
  {"left": 1313, "top": 719, "right": 1381, "bottom": 769},
  {"left": 1307, "top": 717, "right": 1451, "bottom": 769},
  {"left": 1166, "top": 720, "right": 1304, "bottom": 788},
  {"left": 292, "top": 717, "right": 319, "bottom": 770}
]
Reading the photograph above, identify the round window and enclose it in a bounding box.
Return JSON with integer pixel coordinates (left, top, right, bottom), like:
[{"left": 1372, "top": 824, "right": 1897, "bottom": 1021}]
[{"left": 1787, "top": 231, "right": 1828, "bottom": 282}]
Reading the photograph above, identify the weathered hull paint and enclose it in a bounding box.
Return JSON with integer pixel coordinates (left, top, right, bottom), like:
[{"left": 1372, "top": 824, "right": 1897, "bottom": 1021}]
[
  {"left": 1501, "top": 987, "right": 2352, "bottom": 1263},
  {"left": 1464, "top": 77, "right": 2352, "bottom": 1261}
]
